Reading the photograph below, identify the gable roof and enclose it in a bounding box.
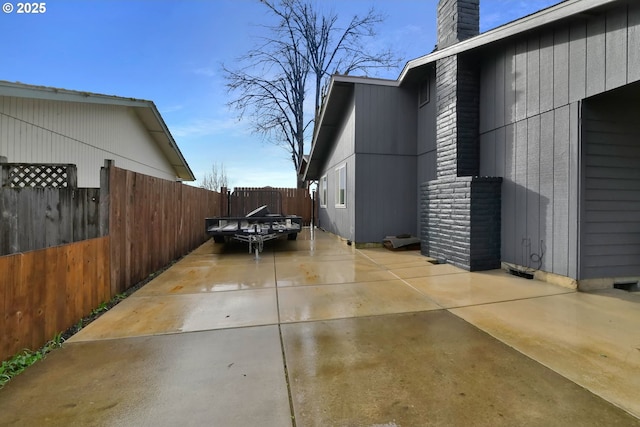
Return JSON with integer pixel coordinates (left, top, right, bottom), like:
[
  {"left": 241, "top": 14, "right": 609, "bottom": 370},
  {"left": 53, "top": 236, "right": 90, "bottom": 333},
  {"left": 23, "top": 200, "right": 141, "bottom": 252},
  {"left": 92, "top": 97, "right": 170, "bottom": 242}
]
[
  {"left": 0, "top": 80, "right": 195, "bottom": 181},
  {"left": 306, "top": 76, "right": 397, "bottom": 180},
  {"left": 304, "top": 0, "right": 621, "bottom": 181},
  {"left": 400, "top": 0, "right": 617, "bottom": 82}
]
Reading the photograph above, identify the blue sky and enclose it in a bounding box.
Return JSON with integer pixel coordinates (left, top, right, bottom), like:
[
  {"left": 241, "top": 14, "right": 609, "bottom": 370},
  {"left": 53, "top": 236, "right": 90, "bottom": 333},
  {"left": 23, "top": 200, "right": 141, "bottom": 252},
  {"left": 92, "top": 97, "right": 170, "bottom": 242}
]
[{"left": 1, "top": 0, "right": 559, "bottom": 188}]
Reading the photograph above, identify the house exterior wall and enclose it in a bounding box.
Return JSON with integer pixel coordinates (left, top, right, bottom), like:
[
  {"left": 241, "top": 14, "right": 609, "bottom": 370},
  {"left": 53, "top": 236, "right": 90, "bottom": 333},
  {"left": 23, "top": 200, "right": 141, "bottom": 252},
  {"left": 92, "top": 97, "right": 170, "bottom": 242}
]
[
  {"left": 478, "top": 3, "right": 640, "bottom": 278},
  {"left": 0, "top": 96, "right": 177, "bottom": 187},
  {"left": 353, "top": 84, "right": 418, "bottom": 243},
  {"left": 317, "top": 96, "right": 356, "bottom": 241},
  {"left": 417, "top": 66, "right": 438, "bottom": 236},
  {"left": 417, "top": 66, "right": 438, "bottom": 181}
]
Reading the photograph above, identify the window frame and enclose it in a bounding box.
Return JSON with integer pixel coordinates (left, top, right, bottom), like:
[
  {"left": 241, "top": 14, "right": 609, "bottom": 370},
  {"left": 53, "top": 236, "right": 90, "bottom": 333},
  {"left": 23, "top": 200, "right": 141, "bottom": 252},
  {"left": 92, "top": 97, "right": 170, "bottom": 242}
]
[
  {"left": 418, "top": 77, "right": 430, "bottom": 107},
  {"left": 319, "top": 174, "right": 327, "bottom": 208},
  {"left": 335, "top": 164, "right": 346, "bottom": 208}
]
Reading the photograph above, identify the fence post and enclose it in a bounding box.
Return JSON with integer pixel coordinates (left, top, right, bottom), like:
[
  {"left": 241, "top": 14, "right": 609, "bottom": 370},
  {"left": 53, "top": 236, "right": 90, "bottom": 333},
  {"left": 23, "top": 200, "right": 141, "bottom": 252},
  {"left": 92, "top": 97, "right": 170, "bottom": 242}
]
[
  {"left": 220, "top": 186, "right": 227, "bottom": 217},
  {"left": 66, "top": 164, "right": 77, "bottom": 189},
  {"left": 0, "top": 156, "right": 7, "bottom": 187},
  {"left": 99, "top": 160, "right": 113, "bottom": 237}
]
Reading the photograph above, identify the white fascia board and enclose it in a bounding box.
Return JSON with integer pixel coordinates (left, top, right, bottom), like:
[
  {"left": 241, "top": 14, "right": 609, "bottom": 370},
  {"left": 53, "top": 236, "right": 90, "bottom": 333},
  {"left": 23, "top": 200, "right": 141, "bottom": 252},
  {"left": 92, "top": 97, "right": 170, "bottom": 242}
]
[
  {"left": 398, "top": 0, "right": 619, "bottom": 82},
  {"left": 0, "top": 80, "right": 150, "bottom": 108}
]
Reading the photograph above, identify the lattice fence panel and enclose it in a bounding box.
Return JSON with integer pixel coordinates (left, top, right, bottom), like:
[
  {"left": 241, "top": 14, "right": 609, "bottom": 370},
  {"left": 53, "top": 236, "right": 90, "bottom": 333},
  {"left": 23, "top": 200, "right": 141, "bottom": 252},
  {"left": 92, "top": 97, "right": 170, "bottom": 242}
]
[{"left": 3, "top": 164, "right": 74, "bottom": 188}]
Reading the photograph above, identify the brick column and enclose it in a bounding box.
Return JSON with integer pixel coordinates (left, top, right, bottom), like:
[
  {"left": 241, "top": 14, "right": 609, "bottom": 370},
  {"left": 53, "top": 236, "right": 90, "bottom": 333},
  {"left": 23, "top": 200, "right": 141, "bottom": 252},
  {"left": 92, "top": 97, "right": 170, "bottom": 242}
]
[
  {"left": 421, "top": 177, "right": 502, "bottom": 271},
  {"left": 421, "top": 0, "right": 501, "bottom": 271}
]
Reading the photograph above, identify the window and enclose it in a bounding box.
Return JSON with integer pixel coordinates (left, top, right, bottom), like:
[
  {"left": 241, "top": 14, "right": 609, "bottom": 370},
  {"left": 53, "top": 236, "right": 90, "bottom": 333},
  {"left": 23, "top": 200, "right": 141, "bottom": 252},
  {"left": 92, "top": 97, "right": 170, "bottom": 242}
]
[
  {"left": 335, "top": 164, "right": 346, "bottom": 208},
  {"left": 419, "top": 78, "right": 430, "bottom": 107},
  {"left": 319, "top": 175, "right": 327, "bottom": 208}
]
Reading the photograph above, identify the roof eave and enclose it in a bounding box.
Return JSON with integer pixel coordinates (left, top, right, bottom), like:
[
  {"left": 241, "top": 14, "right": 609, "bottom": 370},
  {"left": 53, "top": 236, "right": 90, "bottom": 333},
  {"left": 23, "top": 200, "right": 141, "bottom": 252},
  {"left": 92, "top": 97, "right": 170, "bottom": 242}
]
[
  {"left": 0, "top": 80, "right": 196, "bottom": 181},
  {"left": 304, "top": 77, "right": 351, "bottom": 181},
  {"left": 399, "top": 0, "right": 618, "bottom": 83}
]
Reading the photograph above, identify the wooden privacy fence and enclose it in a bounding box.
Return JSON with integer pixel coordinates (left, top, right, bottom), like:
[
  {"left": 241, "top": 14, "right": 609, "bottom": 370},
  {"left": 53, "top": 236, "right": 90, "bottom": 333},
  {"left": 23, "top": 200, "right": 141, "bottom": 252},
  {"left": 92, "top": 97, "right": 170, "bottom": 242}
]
[
  {"left": 1, "top": 161, "right": 221, "bottom": 362},
  {"left": 0, "top": 187, "right": 101, "bottom": 255},
  {"left": 0, "top": 237, "right": 110, "bottom": 359},
  {"left": 104, "top": 163, "right": 221, "bottom": 295},
  {"left": 0, "top": 163, "right": 100, "bottom": 255},
  {"left": 228, "top": 187, "right": 313, "bottom": 225}
]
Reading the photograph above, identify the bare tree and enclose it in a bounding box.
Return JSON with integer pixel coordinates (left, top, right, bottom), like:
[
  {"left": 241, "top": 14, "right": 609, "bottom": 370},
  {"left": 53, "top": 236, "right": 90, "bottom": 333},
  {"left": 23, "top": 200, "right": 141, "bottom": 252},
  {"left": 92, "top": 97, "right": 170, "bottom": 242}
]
[
  {"left": 224, "top": 0, "right": 399, "bottom": 188},
  {"left": 200, "top": 162, "right": 229, "bottom": 192}
]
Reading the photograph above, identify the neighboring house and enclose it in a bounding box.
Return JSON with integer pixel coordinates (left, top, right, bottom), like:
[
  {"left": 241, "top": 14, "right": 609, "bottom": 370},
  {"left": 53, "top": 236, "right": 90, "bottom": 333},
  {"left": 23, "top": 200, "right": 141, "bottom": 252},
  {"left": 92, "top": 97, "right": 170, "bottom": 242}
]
[
  {"left": 0, "top": 81, "right": 195, "bottom": 187},
  {"left": 305, "top": 0, "right": 640, "bottom": 288}
]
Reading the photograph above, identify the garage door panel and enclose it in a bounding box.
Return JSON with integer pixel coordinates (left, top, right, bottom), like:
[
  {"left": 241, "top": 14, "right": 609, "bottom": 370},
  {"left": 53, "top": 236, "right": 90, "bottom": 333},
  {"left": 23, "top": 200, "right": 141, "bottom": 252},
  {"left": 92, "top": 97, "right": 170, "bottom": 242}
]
[
  {"left": 586, "top": 211, "right": 640, "bottom": 223},
  {"left": 583, "top": 222, "right": 640, "bottom": 234},
  {"left": 583, "top": 265, "right": 640, "bottom": 278},
  {"left": 586, "top": 142, "right": 640, "bottom": 157},
  {"left": 585, "top": 177, "right": 640, "bottom": 190},
  {"left": 585, "top": 189, "right": 640, "bottom": 202},
  {"left": 583, "top": 244, "right": 640, "bottom": 256},
  {"left": 585, "top": 156, "right": 640, "bottom": 169},
  {"left": 584, "top": 167, "right": 640, "bottom": 180},
  {"left": 583, "top": 232, "right": 640, "bottom": 246},
  {"left": 583, "top": 254, "right": 640, "bottom": 268}
]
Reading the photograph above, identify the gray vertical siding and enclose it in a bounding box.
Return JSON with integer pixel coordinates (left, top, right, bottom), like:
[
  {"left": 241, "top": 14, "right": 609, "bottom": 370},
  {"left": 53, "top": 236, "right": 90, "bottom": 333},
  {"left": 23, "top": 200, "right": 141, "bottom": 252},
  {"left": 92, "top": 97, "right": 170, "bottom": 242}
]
[
  {"left": 353, "top": 83, "right": 419, "bottom": 243},
  {"left": 317, "top": 95, "right": 356, "bottom": 241},
  {"left": 478, "top": 3, "right": 640, "bottom": 279},
  {"left": 355, "top": 154, "right": 417, "bottom": 242},
  {"left": 605, "top": 8, "right": 628, "bottom": 91},
  {"left": 539, "top": 111, "right": 555, "bottom": 273},
  {"left": 629, "top": 3, "right": 640, "bottom": 82},
  {"left": 417, "top": 67, "right": 437, "bottom": 158},
  {"left": 417, "top": 67, "right": 438, "bottom": 236},
  {"left": 581, "top": 93, "right": 640, "bottom": 279},
  {"left": 354, "top": 85, "right": 416, "bottom": 156},
  {"left": 569, "top": 22, "right": 586, "bottom": 102}
]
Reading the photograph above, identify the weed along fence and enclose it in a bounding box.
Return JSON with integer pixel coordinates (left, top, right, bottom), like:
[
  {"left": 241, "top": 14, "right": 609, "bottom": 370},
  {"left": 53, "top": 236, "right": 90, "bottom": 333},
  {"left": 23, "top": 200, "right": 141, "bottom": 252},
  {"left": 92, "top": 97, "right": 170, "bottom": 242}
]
[{"left": 0, "top": 160, "right": 221, "bottom": 362}]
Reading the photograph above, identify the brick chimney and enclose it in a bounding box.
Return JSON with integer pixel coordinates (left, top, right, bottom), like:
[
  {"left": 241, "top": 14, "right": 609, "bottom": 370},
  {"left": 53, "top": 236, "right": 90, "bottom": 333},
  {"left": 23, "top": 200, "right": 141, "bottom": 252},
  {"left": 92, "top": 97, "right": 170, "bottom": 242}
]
[
  {"left": 435, "top": 0, "right": 480, "bottom": 179},
  {"left": 437, "top": 0, "right": 480, "bottom": 49},
  {"left": 421, "top": 0, "right": 502, "bottom": 273}
]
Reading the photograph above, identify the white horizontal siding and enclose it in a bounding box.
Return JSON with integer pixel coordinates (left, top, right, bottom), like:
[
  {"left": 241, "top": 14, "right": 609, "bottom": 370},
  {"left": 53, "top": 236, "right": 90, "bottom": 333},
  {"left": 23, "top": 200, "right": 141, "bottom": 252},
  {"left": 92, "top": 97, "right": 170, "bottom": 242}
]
[{"left": 0, "top": 96, "right": 177, "bottom": 187}]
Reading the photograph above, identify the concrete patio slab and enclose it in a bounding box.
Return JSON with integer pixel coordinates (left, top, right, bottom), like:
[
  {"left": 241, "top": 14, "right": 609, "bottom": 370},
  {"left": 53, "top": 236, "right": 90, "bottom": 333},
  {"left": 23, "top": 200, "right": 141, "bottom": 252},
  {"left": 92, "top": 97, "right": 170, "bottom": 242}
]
[
  {"left": 390, "top": 263, "right": 467, "bottom": 279},
  {"left": 359, "top": 249, "right": 435, "bottom": 269},
  {"left": 2, "top": 228, "right": 639, "bottom": 426},
  {"left": 358, "top": 246, "right": 426, "bottom": 262},
  {"left": 275, "top": 258, "right": 396, "bottom": 287},
  {"left": 0, "top": 327, "right": 292, "bottom": 427},
  {"left": 282, "top": 311, "right": 640, "bottom": 427},
  {"left": 134, "top": 261, "right": 276, "bottom": 295},
  {"left": 406, "top": 269, "right": 573, "bottom": 308},
  {"left": 278, "top": 280, "right": 441, "bottom": 322},
  {"left": 68, "top": 288, "right": 278, "bottom": 342},
  {"left": 451, "top": 290, "right": 640, "bottom": 419}
]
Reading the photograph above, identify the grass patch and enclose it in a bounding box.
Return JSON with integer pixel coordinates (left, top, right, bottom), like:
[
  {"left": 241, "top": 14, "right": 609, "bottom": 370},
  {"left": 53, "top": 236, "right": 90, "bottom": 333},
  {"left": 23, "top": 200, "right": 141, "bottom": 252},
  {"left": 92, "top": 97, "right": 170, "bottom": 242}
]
[
  {"left": 0, "top": 333, "right": 64, "bottom": 388},
  {"left": 0, "top": 257, "right": 179, "bottom": 388}
]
